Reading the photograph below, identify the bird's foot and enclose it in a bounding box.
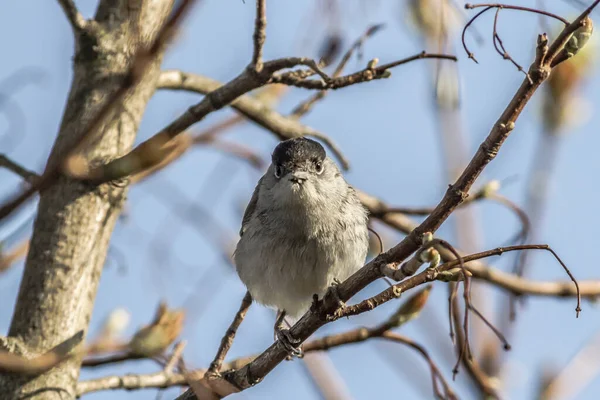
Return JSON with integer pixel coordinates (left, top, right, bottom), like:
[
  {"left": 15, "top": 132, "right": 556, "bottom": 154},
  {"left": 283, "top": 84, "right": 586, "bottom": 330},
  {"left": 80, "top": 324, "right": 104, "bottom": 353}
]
[
  {"left": 275, "top": 328, "right": 303, "bottom": 358},
  {"left": 274, "top": 310, "right": 302, "bottom": 358},
  {"left": 326, "top": 278, "right": 346, "bottom": 308},
  {"left": 311, "top": 279, "right": 346, "bottom": 320}
]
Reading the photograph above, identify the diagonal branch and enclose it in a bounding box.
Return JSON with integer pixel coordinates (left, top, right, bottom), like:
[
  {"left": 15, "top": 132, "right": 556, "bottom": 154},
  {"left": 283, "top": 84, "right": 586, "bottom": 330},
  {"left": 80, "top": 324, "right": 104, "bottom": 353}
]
[
  {"left": 207, "top": 292, "right": 252, "bottom": 375},
  {"left": 214, "top": 9, "right": 598, "bottom": 395},
  {"left": 153, "top": 71, "right": 598, "bottom": 302},
  {"left": 0, "top": 154, "right": 39, "bottom": 184},
  {"left": 156, "top": 71, "right": 350, "bottom": 169},
  {"left": 56, "top": 0, "right": 87, "bottom": 32},
  {"left": 61, "top": 58, "right": 336, "bottom": 184},
  {"left": 63, "top": 49, "right": 455, "bottom": 185}
]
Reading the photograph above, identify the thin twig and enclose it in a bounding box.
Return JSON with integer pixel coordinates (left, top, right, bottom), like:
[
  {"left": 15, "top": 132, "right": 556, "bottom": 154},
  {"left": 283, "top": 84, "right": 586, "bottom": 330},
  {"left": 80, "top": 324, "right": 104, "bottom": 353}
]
[
  {"left": 429, "top": 239, "right": 473, "bottom": 379},
  {"left": 462, "top": 6, "right": 494, "bottom": 63},
  {"left": 156, "top": 71, "right": 350, "bottom": 170},
  {"left": 82, "top": 352, "right": 146, "bottom": 368},
  {"left": 60, "top": 56, "right": 351, "bottom": 185},
  {"left": 221, "top": 19, "right": 584, "bottom": 383},
  {"left": 56, "top": 0, "right": 87, "bottom": 32},
  {"left": 165, "top": 341, "right": 187, "bottom": 374},
  {"left": 489, "top": 193, "right": 530, "bottom": 245},
  {"left": 271, "top": 52, "right": 457, "bottom": 90},
  {"left": 450, "top": 297, "right": 499, "bottom": 397},
  {"left": 468, "top": 303, "right": 511, "bottom": 350},
  {"left": 252, "top": 0, "right": 267, "bottom": 71},
  {"left": 0, "top": 154, "right": 39, "bottom": 184},
  {"left": 492, "top": 7, "right": 533, "bottom": 83},
  {"left": 77, "top": 322, "right": 450, "bottom": 397},
  {"left": 0, "top": 240, "right": 29, "bottom": 273},
  {"left": 382, "top": 332, "right": 457, "bottom": 400},
  {"left": 291, "top": 24, "right": 385, "bottom": 117},
  {"left": 339, "top": 244, "right": 582, "bottom": 325},
  {"left": 465, "top": 3, "right": 569, "bottom": 25},
  {"left": 207, "top": 292, "right": 253, "bottom": 374},
  {"left": 462, "top": 2, "right": 569, "bottom": 63}
]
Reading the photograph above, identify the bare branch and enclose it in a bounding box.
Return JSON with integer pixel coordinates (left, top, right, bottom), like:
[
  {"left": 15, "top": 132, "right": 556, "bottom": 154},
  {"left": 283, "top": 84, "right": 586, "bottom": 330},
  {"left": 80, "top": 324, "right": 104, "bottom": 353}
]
[
  {"left": 450, "top": 297, "right": 499, "bottom": 397},
  {"left": 81, "top": 352, "right": 145, "bottom": 368},
  {"left": 207, "top": 292, "right": 252, "bottom": 374},
  {"left": 465, "top": 3, "right": 569, "bottom": 25},
  {"left": 251, "top": 0, "right": 267, "bottom": 71},
  {"left": 78, "top": 290, "right": 449, "bottom": 398},
  {"left": 143, "top": 69, "right": 600, "bottom": 305},
  {"left": 56, "top": 0, "right": 87, "bottom": 32},
  {"left": 0, "top": 331, "right": 82, "bottom": 375},
  {"left": 76, "top": 368, "right": 189, "bottom": 396},
  {"left": 0, "top": 154, "right": 39, "bottom": 184},
  {"left": 271, "top": 52, "right": 457, "bottom": 90},
  {"left": 157, "top": 70, "right": 350, "bottom": 169},
  {"left": 150, "top": 72, "right": 598, "bottom": 303},
  {"left": 0, "top": 240, "right": 30, "bottom": 273},
  {"left": 492, "top": 7, "right": 533, "bottom": 83},
  {"left": 61, "top": 57, "right": 331, "bottom": 185},
  {"left": 291, "top": 24, "right": 385, "bottom": 117}
]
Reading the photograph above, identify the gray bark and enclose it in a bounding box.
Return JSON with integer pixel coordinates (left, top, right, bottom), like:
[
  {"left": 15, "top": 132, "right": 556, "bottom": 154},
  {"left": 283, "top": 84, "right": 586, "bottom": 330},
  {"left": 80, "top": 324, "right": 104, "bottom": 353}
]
[{"left": 0, "top": 1, "right": 174, "bottom": 398}]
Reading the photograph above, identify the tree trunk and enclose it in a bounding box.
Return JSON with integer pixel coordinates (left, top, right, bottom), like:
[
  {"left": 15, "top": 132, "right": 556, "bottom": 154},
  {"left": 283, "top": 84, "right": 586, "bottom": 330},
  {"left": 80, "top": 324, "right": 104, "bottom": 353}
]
[{"left": 0, "top": 1, "right": 174, "bottom": 397}]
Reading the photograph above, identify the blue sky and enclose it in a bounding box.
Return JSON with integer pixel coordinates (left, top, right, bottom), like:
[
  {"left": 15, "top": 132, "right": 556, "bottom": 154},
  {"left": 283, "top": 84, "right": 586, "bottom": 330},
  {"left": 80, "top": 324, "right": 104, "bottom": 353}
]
[{"left": 1, "top": 1, "right": 600, "bottom": 399}]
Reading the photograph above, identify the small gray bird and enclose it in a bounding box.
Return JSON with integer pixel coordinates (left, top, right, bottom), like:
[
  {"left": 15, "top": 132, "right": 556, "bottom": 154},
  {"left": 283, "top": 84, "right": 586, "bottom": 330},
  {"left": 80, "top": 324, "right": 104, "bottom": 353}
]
[{"left": 234, "top": 137, "right": 369, "bottom": 353}]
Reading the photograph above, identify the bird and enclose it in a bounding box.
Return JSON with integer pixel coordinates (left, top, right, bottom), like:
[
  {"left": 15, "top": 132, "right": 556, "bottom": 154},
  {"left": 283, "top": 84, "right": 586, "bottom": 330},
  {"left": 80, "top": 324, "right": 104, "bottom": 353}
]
[{"left": 234, "top": 137, "right": 369, "bottom": 354}]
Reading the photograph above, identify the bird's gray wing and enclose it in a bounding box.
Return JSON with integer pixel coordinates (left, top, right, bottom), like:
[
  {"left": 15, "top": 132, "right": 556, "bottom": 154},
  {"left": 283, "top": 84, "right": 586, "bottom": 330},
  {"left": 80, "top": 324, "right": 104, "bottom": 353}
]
[{"left": 240, "top": 176, "right": 263, "bottom": 237}]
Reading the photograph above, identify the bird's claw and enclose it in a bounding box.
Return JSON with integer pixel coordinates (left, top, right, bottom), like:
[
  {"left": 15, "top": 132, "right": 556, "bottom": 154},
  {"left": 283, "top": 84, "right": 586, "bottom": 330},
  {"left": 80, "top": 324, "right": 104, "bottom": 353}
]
[
  {"left": 311, "top": 279, "right": 346, "bottom": 316},
  {"left": 326, "top": 278, "right": 345, "bottom": 308},
  {"left": 276, "top": 328, "right": 303, "bottom": 357}
]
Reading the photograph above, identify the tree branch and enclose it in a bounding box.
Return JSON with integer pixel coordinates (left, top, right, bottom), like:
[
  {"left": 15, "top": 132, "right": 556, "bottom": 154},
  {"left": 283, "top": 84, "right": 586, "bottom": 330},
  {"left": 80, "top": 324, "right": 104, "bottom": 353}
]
[
  {"left": 251, "top": 0, "right": 267, "bottom": 71},
  {"left": 56, "top": 0, "right": 87, "bottom": 32},
  {"left": 0, "top": 154, "right": 39, "bottom": 184},
  {"left": 0, "top": 240, "right": 30, "bottom": 273},
  {"left": 154, "top": 71, "right": 600, "bottom": 302},
  {"left": 156, "top": 70, "right": 350, "bottom": 169},
  {"left": 77, "top": 288, "right": 451, "bottom": 398},
  {"left": 63, "top": 48, "right": 455, "bottom": 185},
  {"left": 0, "top": 331, "right": 83, "bottom": 375},
  {"left": 81, "top": 351, "right": 146, "bottom": 368},
  {"left": 76, "top": 368, "right": 189, "bottom": 397},
  {"left": 270, "top": 52, "right": 457, "bottom": 90},
  {"left": 207, "top": 292, "right": 252, "bottom": 375},
  {"left": 213, "top": 11, "right": 597, "bottom": 395}
]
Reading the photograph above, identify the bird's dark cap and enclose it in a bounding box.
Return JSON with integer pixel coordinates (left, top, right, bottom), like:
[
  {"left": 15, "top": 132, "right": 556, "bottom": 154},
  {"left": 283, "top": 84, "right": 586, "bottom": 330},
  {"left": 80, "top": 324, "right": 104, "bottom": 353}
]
[{"left": 272, "top": 137, "right": 326, "bottom": 166}]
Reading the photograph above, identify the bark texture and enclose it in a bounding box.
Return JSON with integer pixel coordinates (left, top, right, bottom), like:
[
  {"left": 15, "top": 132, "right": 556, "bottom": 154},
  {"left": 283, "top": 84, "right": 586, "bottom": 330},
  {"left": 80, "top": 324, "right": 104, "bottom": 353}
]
[{"left": 0, "top": 1, "right": 174, "bottom": 398}]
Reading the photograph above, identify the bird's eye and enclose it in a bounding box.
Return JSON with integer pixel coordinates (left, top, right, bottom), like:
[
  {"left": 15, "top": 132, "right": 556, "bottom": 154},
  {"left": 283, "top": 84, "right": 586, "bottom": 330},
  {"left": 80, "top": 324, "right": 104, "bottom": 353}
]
[
  {"left": 315, "top": 161, "right": 324, "bottom": 174},
  {"left": 274, "top": 165, "right": 283, "bottom": 178}
]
